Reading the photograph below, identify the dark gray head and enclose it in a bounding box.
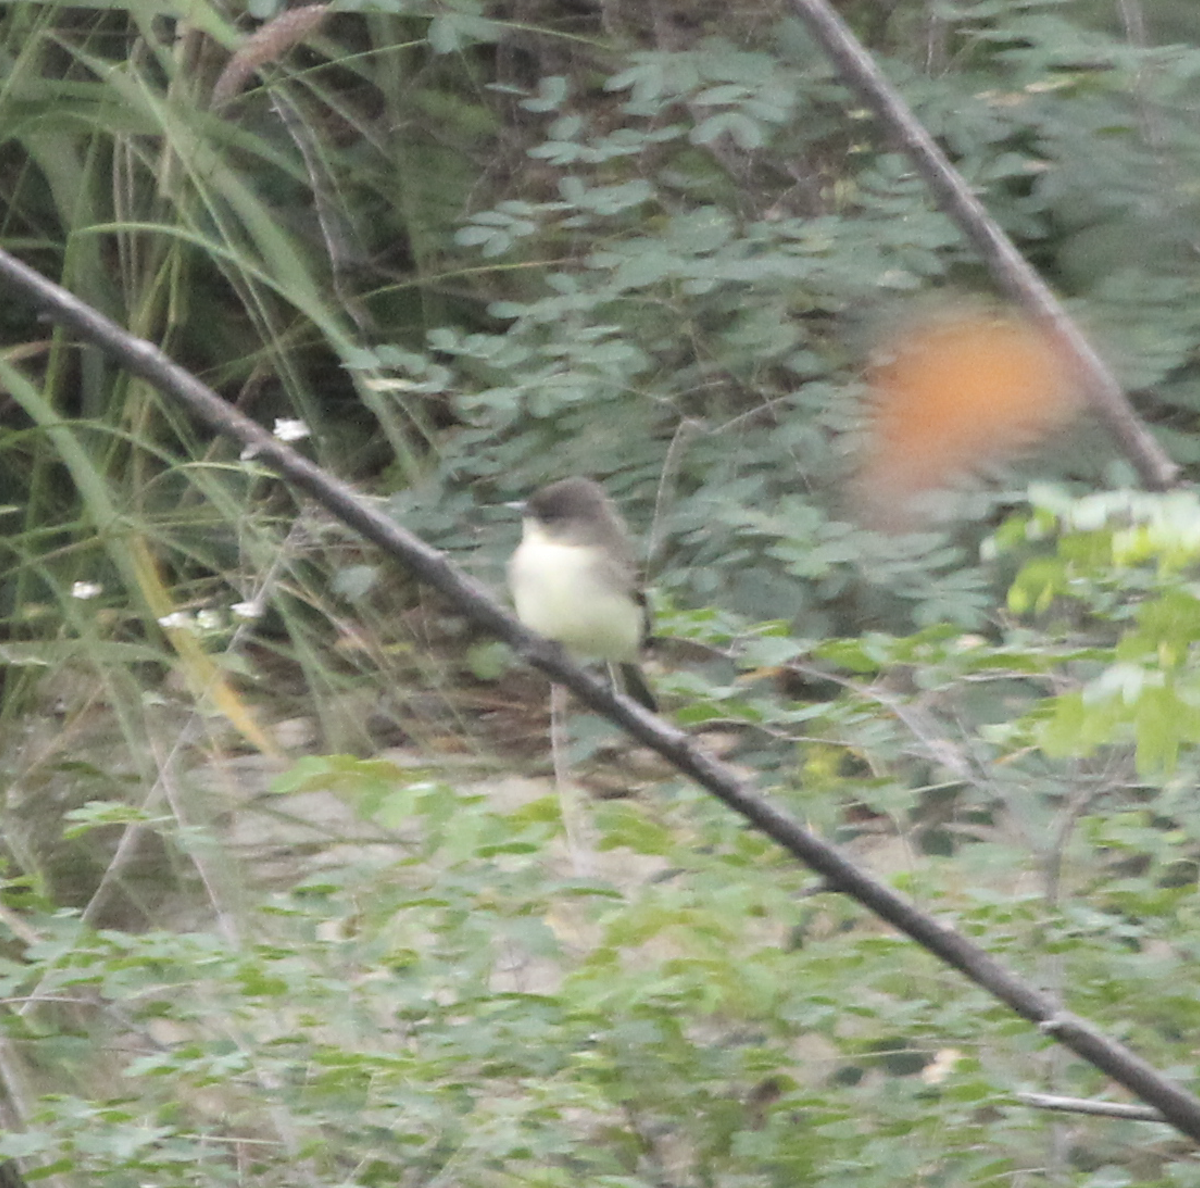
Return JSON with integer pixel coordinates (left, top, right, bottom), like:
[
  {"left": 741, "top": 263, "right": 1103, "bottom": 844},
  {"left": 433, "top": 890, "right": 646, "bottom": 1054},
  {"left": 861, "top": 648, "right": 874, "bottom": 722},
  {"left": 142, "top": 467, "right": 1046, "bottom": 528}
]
[{"left": 524, "top": 477, "right": 630, "bottom": 550}]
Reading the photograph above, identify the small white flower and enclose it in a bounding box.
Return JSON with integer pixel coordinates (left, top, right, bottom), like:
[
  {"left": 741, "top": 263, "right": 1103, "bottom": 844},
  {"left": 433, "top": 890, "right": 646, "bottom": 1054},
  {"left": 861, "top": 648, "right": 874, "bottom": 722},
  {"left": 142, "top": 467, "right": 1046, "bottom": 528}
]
[
  {"left": 231, "top": 601, "right": 264, "bottom": 621},
  {"left": 196, "top": 609, "right": 223, "bottom": 632},
  {"left": 273, "top": 418, "right": 310, "bottom": 442},
  {"left": 157, "top": 611, "right": 193, "bottom": 631},
  {"left": 71, "top": 581, "right": 103, "bottom": 600}
]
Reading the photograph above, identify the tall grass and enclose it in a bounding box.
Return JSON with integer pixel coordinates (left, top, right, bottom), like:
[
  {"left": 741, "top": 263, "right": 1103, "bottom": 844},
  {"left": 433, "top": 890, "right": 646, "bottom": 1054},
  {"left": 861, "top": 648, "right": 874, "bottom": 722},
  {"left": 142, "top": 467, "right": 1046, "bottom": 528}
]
[{"left": 0, "top": 0, "right": 522, "bottom": 924}]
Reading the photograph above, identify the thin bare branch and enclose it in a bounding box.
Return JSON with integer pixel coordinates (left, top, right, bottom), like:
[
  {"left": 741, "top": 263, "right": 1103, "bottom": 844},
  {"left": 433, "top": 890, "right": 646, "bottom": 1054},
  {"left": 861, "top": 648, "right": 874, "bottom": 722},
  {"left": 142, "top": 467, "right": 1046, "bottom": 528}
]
[
  {"left": 785, "top": 0, "right": 1179, "bottom": 492},
  {"left": 1017, "top": 1091, "right": 1165, "bottom": 1123}
]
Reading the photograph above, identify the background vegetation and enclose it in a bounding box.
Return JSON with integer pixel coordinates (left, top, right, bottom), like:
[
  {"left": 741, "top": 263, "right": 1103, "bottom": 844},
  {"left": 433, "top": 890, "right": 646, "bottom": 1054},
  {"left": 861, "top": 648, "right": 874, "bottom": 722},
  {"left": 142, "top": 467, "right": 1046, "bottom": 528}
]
[{"left": 3, "top": 0, "right": 1200, "bottom": 1183}]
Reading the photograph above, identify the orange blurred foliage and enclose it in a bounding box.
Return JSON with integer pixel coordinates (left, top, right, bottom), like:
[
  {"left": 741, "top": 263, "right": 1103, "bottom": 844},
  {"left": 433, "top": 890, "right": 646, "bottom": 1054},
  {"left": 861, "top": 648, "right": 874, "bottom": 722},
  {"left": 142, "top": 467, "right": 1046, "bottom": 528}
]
[{"left": 853, "top": 310, "right": 1084, "bottom": 530}]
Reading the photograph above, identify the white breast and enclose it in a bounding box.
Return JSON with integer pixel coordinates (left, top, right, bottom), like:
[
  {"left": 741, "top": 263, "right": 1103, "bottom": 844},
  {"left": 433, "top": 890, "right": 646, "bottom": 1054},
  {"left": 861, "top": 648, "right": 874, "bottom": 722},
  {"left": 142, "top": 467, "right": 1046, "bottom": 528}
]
[{"left": 509, "top": 536, "right": 641, "bottom": 662}]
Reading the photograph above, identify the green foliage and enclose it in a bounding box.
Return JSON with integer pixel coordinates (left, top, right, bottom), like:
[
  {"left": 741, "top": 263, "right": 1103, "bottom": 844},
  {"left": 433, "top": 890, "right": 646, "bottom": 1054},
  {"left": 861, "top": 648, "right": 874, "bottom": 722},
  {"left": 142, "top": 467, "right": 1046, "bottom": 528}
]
[
  {"left": 373, "top": 0, "right": 1200, "bottom": 646},
  {"left": 5, "top": 719, "right": 1200, "bottom": 1184},
  {"left": 5, "top": 0, "right": 1200, "bottom": 1185},
  {"left": 994, "top": 489, "right": 1200, "bottom": 775},
  {"left": 0, "top": 767, "right": 1103, "bottom": 1185}
]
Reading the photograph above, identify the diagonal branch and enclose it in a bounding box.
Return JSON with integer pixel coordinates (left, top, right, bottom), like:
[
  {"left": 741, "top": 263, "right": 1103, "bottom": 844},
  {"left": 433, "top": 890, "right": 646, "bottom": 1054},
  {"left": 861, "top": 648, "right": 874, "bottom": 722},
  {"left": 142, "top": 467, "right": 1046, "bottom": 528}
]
[
  {"left": 786, "top": 0, "right": 1179, "bottom": 492},
  {"left": 1, "top": 245, "right": 1199, "bottom": 1142}
]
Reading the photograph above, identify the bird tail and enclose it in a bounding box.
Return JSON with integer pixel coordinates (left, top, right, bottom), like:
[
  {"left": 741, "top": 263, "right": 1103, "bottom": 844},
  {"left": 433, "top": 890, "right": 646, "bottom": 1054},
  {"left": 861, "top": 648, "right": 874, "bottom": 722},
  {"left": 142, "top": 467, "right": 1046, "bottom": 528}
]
[{"left": 617, "top": 663, "right": 658, "bottom": 712}]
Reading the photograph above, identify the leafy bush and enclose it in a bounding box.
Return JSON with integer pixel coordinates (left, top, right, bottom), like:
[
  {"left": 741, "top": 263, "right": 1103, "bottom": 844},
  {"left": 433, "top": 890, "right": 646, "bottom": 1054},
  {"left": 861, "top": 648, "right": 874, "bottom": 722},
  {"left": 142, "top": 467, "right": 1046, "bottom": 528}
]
[{"left": 3, "top": 0, "right": 1200, "bottom": 1184}]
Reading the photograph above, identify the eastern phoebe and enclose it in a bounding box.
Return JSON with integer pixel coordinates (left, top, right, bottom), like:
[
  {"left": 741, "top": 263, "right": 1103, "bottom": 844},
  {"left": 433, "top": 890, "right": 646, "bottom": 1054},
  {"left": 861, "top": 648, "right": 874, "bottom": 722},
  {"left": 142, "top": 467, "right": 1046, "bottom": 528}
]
[{"left": 508, "top": 477, "right": 658, "bottom": 711}]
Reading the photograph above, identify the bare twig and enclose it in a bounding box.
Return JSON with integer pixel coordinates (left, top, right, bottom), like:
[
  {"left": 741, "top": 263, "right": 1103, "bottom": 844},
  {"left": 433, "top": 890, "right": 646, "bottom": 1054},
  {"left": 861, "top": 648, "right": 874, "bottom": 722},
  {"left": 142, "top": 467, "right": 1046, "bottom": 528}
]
[
  {"left": 270, "top": 89, "right": 376, "bottom": 338},
  {"left": 2, "top": 246, "right": 1200, "bottom": 1143},
  {"left": 785, "top": 0, "right": 1179, "bottom": 492},
  {"left": 1017, "top": 1091, "right": 1165, "bottom": 1123}
]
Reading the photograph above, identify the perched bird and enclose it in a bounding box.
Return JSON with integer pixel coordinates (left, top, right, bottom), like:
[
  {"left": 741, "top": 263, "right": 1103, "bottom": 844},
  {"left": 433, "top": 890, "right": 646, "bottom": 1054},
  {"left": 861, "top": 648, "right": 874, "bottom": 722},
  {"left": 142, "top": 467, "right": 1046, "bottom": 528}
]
[{"left": 508, "top": 477, "right": 657, "bottom": 711}]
